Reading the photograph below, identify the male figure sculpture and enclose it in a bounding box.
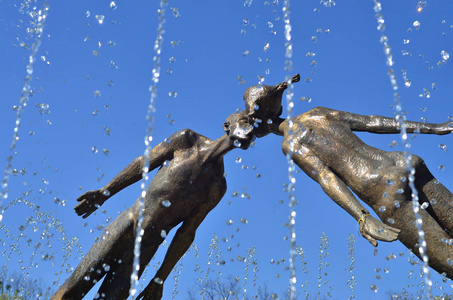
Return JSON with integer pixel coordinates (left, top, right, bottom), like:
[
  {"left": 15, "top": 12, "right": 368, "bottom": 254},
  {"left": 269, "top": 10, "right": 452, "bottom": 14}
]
[
  {"left": 51, "top": 111, "right": 256, "bottom": 300},
  {"left": 244, "top": 76, "right": 453, "bottom": 279}
]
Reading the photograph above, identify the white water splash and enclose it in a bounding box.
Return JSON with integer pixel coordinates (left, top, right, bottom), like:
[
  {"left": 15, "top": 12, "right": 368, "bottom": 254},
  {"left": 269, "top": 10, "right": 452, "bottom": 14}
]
[
  {"left": 0, "top": 1, "right": 50, "bottom": 222},
  {"left": 282, "top": 1, "right": 298, "bottom": 299},
  {"left": 372, "top": 0, "right": 432, "bottom": 298},
  {"left": 129, "top": 0, "right": 168, "bottom": 297}
]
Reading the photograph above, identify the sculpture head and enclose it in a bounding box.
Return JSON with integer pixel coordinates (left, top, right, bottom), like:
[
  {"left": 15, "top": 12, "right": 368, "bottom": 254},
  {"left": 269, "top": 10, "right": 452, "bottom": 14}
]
[
  {"left": 243, "top": 73, "right": 300, "bottom": 122},
  {"left": 223, "top": 111, "right": 256, "bottom": 149}
]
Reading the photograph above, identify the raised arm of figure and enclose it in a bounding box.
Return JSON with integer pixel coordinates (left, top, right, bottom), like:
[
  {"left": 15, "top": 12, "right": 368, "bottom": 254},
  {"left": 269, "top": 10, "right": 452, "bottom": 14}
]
[
  {"left": 325, "top": 108, "right": 452, "bottom": 135},
  {"left": 284, "top": 141, "right": 400, "bottom": 246},
  {"left": 74, "top": 129, "right": 196, "bottom": 218},
  {"left": 136, "top": 204, "right": 212, "bottom": 300}
]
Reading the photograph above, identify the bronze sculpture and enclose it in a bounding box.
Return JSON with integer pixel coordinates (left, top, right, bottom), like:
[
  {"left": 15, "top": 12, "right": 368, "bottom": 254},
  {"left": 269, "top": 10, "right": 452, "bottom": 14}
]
[
  {"left": 244, "top": 75, "right": 453, "bottom": 279},
  {"left": 51, "top": 111, "right": 256, "bottom": 300}
]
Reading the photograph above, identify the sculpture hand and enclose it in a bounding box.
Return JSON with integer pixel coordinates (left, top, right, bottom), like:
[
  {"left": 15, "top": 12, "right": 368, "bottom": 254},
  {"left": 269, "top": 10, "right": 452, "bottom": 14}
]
[
  {"left": 136, "top": 280, "right": 163, "bottom": 300},
  {"left": 359, "top": 215, "right": 400, "bottom": 247},
  {"left": 74, "top": 189, "right": 107, "bottom": 219}
]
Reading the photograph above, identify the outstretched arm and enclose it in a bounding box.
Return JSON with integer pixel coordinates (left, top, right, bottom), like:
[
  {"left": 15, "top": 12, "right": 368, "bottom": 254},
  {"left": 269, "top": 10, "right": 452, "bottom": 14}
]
[
  {"left": 284, "top": 141, "right": 400, "bottom": 246},
  {"left": 326, "top": 108, "right": 452, "bottom": 135},
  {"left": 75, "top": 129, "right": 196, "bottom": 218},
  {"left": 136, "top": 204, "right": 211, "bottom": 300}
]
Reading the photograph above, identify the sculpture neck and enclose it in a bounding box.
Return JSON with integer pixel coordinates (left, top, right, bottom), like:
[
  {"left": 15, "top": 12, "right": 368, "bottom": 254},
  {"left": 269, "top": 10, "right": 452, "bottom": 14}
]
[{"left": 201, "top": 134, "right": 235, "bottom": 165}]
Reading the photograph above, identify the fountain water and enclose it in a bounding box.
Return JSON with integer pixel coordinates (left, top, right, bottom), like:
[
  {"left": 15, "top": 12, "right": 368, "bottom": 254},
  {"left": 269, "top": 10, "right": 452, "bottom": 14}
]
[
  {"left": 1, "top": 1, "right": 453, "bottom": 299},
  {"left": 129, "top": 0, "right": 168, "bottom": 297}
]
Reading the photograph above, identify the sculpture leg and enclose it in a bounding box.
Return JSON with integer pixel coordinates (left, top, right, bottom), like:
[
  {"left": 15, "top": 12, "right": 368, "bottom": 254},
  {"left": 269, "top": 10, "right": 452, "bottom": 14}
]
[
  {"left": 51, "top": 208, "right": 135, "bottom": 300},
  {"left": 392, "top": 202, "right": 453, "bottom": 280},
  {"left": 94, "top": 241, "right": 161, "bottom": 300},
  {"left": 414, "top": 161, "right": 453, "bottom": 237},
  {"left": 377, "top": 167, "right": 453, "bottom": 280}
]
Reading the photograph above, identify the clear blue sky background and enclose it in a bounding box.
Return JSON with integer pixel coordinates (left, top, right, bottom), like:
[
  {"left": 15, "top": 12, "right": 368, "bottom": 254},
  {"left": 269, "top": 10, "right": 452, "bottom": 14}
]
[{"left": 1, "top": 0, "right": 453, "bottom": 298}]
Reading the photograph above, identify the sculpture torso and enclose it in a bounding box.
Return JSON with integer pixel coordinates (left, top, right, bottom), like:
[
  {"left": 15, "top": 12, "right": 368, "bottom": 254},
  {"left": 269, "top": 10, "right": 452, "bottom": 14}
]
[
  {"left": 279, "top": 107, "right": 410, "bottom": 205},
  {"left": 141, "top": 132, "right": 227, "bottom": 231}
]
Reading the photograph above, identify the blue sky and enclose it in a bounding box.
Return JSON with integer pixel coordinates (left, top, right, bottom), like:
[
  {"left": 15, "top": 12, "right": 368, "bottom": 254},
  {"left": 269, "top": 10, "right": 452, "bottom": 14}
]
[{"left": 1, "top": 0, "right": 453, "bottom": 298}]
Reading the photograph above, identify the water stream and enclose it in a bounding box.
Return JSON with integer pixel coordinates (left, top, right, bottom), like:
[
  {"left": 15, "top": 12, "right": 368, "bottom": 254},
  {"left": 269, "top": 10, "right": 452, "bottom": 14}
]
[
  {"left": 0, "top": 1, "right": 50, "bottom": 222},
  {"left": 129, "top": 0, "right": 168, "bottom": 297},
  {"left": 1, "top": 1, "right": 452, "bottom": 299},
  {"left": 372, "top": 0, "right": 432, "bottom": 298}
]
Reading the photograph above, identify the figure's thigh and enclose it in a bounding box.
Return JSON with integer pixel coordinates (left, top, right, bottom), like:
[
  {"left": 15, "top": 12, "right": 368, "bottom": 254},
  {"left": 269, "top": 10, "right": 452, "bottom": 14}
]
[
  {"left": 392, "top": 202, "right": 453, "bottom": 279},
  {"left": 415, "top": 161, "right": 453, "bottom": 236},
  {"left": 54, "top": 210, "right": 136, "bottom": 299},
  {"left": 96, "top": 242, "right": 160, "bottom": 300}
]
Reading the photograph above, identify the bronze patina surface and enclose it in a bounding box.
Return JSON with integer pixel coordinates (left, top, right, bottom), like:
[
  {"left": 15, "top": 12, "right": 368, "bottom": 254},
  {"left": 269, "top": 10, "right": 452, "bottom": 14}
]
[
  {"left": 247, "top": 76, "right": 453, "bottom": 279},
  {"left": 51, "top": 112, "right": 255, "bottom": 300}
]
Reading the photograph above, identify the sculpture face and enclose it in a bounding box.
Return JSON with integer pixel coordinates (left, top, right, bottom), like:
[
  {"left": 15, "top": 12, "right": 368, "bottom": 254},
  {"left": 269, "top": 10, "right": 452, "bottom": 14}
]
[
  {"left": 224, "top": 112, "right": 256, "bottom": 149},
  {"left": 243, "top": 84, "right": 284, "bottom": 121},
  {"left": 243, "top": 74, "right": 300, "bottom": 123}
]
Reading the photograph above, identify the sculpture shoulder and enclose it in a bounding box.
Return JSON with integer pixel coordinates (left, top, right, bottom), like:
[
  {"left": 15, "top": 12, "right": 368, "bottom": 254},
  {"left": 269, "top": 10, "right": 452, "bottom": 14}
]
[
  {"left": 307, "top": 106, "right": 337, "bottom": 117},
  {"left": 293, "top": 107, "right": 334, "bottom": 123},
  {"left": 278, "top": 107, "right": 339, "bottom": 132},
  {"left": 168, "top": 128, "right": 210, "bottom": 149}
]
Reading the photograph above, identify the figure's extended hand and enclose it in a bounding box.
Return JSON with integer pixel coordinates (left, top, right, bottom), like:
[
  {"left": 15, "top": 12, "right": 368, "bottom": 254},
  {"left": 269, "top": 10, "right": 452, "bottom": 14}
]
[
  {"left": 136, "top": 280, "right": 163, "bottom": 300},
  {"left": 359, "top": 215, "right": 400, "bottom": 247},
  {"left": 74, "top": 189, "right": 107, "bottom": 219}
]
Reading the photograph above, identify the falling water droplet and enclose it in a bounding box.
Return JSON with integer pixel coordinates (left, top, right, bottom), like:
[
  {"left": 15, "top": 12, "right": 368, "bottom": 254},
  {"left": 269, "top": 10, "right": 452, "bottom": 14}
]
[
  {"left": 416, "top": 1, "right": 427, "bottom": 12},
  {"left": 171, "top": 7, "right": 180, "bottom": 18},
  {"left": 389, "top": 140, "right": 398, "bottom": 148},
  {"left": 235, "top": 157, "right": 242, "bottom": 163},
  {"left": 154, "top": 277, "right": 164, "bottom": 284},
  {"left": 311, "top": 36, "right": 317, "bottom": 43},
  {"left": 161, "top": 230, "right": 167, "bottom": 238},
  {"left": 102, "top": 190, "right": 110, "bottom": 196},
  {"left": 379, "top": 206, "right": 386, "bottom": 212},
  {"left": 439, "top": 144, "right": 448, "bottom": 152},
  {"left": 441, "top": 50, "right": 449, "bottom": 61},
  {"left": 109, "top": 1, "right": 117, "bottom": 10},
  {"left": 421, "top": 202, "right": 429, "bottom": 209},
  {"left": 413, "top": 21, "right": 420, "bottom": 29},
  {"left": 263, "top": 42, "right": 270, "bottom": 52},
  {"left": 109, "top": 60, "right": 118, "bottom": 69},
  {"left": 233, "top": 140, "right": 242, "bottom": 148},
  {"left": 244, "top": 0, "right": 253, "bottom": 7},
  {"left": 396, "top": 189, "right": 404, "bottom": 194},
  {"left": 161, "top": 200, "right": 171, "bottom": 207},
  {"left": 168, "top": 92, "right": 177, "bottom": 98},
  {"left": 95, "top": 15, "right": 105, "bottom": 24},
  {"left": 226, "top": 220, "right": 233, "bottom": 225}
]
